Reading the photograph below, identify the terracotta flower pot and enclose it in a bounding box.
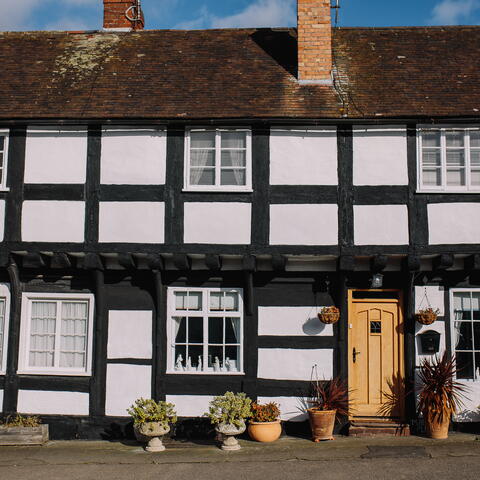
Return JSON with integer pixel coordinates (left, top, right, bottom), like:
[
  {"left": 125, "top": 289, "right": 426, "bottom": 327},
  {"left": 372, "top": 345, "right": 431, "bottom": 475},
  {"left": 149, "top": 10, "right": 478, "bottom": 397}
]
[
  {"left": 248, "top": 420, "right": 282, "bottom": 443},
  {"left": 307, "top": 409, "right": 336, "bottom": 442},
  {"left": 318, "top": 312, "right": 340, "bottom": 325},
  {"left": 425, "top": 416, "right": 450, "bottom": 439}
]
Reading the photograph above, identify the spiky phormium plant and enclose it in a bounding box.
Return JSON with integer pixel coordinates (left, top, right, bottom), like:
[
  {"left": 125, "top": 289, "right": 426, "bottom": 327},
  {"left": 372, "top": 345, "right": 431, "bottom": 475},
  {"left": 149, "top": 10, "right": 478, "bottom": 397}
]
[{"left": 309, "top": 377, "right": 350, "bottom": 416}]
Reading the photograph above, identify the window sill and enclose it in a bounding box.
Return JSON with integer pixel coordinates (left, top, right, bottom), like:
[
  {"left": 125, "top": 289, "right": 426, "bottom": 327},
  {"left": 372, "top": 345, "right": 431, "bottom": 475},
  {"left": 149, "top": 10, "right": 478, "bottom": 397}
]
[
  {"left": 0, "top": 188, "right": 10, "bottom": 193},
  {"left": 166, "top": 371, "right": 245, "bottom": 376},
  {"left": 417, "top": 189, "right": 480, "bottom": 194},
  {"left": 17, "top": 370, "right": 92, "bottom": 377},
  {"left": 182, "top": 188, "right": 253, "bottom": 193}
]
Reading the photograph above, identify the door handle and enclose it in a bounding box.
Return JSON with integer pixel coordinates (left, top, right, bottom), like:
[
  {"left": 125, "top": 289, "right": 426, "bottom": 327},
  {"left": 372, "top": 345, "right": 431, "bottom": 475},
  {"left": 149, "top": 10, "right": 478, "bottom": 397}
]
[{"left": 353, "top": 347, "right": 361, "bottom": 363}]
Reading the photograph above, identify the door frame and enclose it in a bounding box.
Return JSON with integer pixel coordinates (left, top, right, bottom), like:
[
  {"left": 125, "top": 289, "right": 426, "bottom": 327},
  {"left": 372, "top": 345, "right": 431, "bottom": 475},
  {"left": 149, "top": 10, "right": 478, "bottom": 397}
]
[{"left": 347, "top": 289, "right": 405, "bottom": 421}]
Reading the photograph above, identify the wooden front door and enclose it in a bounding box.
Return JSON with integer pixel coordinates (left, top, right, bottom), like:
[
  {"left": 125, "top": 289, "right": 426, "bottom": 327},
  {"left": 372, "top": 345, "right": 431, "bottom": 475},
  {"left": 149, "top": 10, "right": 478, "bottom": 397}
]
[{"left": 348, "top": 291, "right": 405, "bottom": 419}]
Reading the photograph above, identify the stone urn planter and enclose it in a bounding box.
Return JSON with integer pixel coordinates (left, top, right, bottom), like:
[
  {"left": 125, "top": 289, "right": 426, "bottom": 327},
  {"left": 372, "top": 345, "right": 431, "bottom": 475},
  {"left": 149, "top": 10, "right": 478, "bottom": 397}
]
[
  {"left": 137, "top": 422, "right": 170, "bottom": 452},
  {"left": 215, "top": 421, "right": 246, "bottom": 451}
]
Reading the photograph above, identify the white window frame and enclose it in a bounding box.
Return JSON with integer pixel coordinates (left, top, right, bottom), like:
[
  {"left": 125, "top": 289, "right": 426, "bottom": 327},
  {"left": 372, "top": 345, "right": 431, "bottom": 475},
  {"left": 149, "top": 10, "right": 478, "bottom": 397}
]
[
  {"left": 166, "top": 287, "right": 244, "bottom": 375},
  {"left": 0, "top": 284, "right": 11, "bottom": 375},
  {"left": 18, "top": 292, "right": 95, "bottom": 376},
  {"left": 0, "top": 130, "right": 9, "bottom": 191},
  {"left": 417, "top": 126, "right": 480, "bottom": 193},
  {"left": 184, "top": 128, "right": 252, "bottom": 192},
  {"left": 449, "top": 288, "right": 480, "bottom": 382}
]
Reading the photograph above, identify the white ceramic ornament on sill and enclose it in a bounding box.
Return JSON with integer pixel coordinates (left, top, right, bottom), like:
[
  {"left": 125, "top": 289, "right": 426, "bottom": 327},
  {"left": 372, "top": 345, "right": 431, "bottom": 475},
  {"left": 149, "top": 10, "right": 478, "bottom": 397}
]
[
  {"left": 197, "top": 355, "right": 203, "bottom": 372},
  {"left": 175, "top": 354, "right": 184, "bottom": 371}
]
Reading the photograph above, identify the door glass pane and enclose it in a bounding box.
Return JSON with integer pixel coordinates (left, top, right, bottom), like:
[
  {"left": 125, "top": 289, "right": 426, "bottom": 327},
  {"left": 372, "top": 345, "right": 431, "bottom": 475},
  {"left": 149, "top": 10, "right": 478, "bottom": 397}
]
[
  {"left": 221, "top": 131, "right": 246, "bottom": 149},
  {"left": 456, "top": 352, "right": 474, "bottom": 379},
  {"left": 208, "top": 316, "right": 223, "bottom": 344},
  {"left": 225, "top": 317, "right": 240, "bottom": 343},
  {"left": 187, "top": 317, "right": 203, "bottom": 343},
  {"left": 454, "top": 322, "right": 473, "bottom": 350},
  {"left": 191, "top": 131, "right": 215, "bottom": 149},
  {"left": 422, "top": 131, "right": 441, "bottom": 147}
]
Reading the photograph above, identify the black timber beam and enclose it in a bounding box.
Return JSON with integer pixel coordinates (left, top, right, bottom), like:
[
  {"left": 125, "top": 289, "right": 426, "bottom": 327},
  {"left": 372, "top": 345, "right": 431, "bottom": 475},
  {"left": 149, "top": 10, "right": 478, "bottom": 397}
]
[
  {"left": 118, "top": 253, "right": 137, "bottom": 270},
  {"left": 271, "top": 254, "right": 287, "bottom": 272},
  {"left": 338, "top": 255, "right": 355, "bottom": 272},
  {"left": 205, "top": 254, "right": 222, "bottom": 271},
  {"left": 404, "top": 255, "right": 421, "bottom": 272},
  {"left": 172, "top": 254, "right": 191, "bottom": 271},
  {"left": 370, "top": 255, "right": 388, "bottom": 273},
  {"left": 465, "top": 254, "right": 480, "bottom": 271},
  {"left": 242, "top": 255, "right": 256, "bottom": 272},
  {"left": 146, "top": 254, "right": 164, "bottom": 271},
  {"left": 432, "top": 254, "right": 454, "bottom": 271}
]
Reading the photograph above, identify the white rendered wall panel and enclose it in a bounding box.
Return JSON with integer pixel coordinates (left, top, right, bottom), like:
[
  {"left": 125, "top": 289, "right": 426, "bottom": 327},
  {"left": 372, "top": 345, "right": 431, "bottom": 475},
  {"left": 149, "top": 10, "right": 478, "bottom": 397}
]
[
  {"left": 17, "top": 390, "right": 89, "bottom": 415},
  {"left": 0, "top": 200, "right": 5, "bottom": 242},
  {"left": 105, "top": 364, "right": 152, "bottom": 416},
  {"left": 428, "top": 203, "right": 480, "bottom": 244},
  {"left": 257, "top": 348, "right": 333, "bottom": 380},
  {"left": 415, "top": 320, "right": 446, "bottom": 367},
  {"left": 22, "top": 201, "right": 85, "bottom": 242},
  {"left": 415, "top": 286, "right": 445, "bottom": 316},
  {"left": 354, "top": 205, "right": 409, "bottom": 245},
  {"left": 353, "top": 126, "right": 408, "bottom": 185},
  {"left": 101, "top": 129, "right": 166, "bottom": 185},
  {"left": 270, "top": 204, "right": 338, "bottom": 246},
  {"left": 270, "top": 129, "right": 338, "bottom": 185},
  {"left": 107, "top": 310, "right": 153, "bottom": 359},
  {"left": 257, "top": 396, "right": 308, "bottom": 422},
  {"left": 24, "top": 128, "right": 87, "bottom": 184},
  {"left": 99, "top": 202, "right": 164, "bottom": 243},
  {"left": 184, "top": 202, "right": 251, "bottom": 244},
  {"left": 258, "top": 306, "right": 333, "bottom": 336},
  {"left": 165, "top": 395, "right": 214, "bottom": 418}
]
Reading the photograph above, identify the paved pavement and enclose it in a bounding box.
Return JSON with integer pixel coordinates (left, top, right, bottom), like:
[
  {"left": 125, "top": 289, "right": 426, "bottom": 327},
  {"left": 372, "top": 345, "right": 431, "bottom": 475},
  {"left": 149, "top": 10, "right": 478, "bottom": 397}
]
[{"left": 0, "top": 433, "right": 478, "bottom": 479}]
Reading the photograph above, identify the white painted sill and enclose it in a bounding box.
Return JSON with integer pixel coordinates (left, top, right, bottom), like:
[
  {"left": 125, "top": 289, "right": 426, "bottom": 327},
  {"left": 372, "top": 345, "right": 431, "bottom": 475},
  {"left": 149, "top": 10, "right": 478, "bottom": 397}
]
[
  {"left": 16, "top": 369, "right": 92, "bottom": 377},
  {"left": 182, "top": 188, "right": 253, "bottom": 193},
  {"left": 417, "top": 189, "right": 480, "bottom": 194},
  {"left": 0, "top": 188, "right": 10, "bottom": 193},
  {"left": 166, "top": 371, "right": 245, "bottom": 376}
]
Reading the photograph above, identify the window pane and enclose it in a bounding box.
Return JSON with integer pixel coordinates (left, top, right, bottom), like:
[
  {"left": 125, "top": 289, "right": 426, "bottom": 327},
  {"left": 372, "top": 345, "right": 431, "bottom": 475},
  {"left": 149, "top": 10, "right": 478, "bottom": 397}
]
[
  {"left": 221, "top": 150, "right": 246, "bottom": 167},
  {"left": 0, "top": 136, "right": 4, "bottom": 150},
  {"left": 446, "top": 150, "right": 465, "bottom": 167},
  {"left": 174, "top": 345, "right": 186, "bottom": 371},
  {"left": 470, "top": 131, "right": 480, "bottom": 147},
  {"left": 473, "top": 323, "right": 480, "bottom": 350},
  {"left": 210, "top": 292, "right": 222, "bottom": 311},
  {"left": 221, "top": 131, "right": 246, "bottom": 149},
  {"left": 472, "top": 170, "right": 480, "bottom": 187},
  {"left": 446, "top": 131, "right": 464, "bottom": 147},
  {"left": 422, "top": 131, "right": 440, "bottom": 147},
  {"left": 0, "top": 152, "right": 3, "bottom": 167},
  {"left": 422, "top": 149, "right": 441, "bottom": 166},
  {"left": 224, "top": 292, "right": 239, "bottom": 311},
  {"left": 174, "top": 317, "right": 186, "bottom": 343},
  {"left": 191, "top": 131, "right": 215, "bottom": 149},
  {"left": 175, "top": 292, "right": 187, "bottom": 310},
  {"left": 208, "top": 316, "right": 223, "bottom": 344},
  {"left": 221, "top": 169, "right": 246, "bottom": 186},
  {"left": 454, "top": 293, "right": 471, "bottom": 319},
  {"left": 225, "top": 317, "right": 240, "bottom": 343},
  {"left": 456, "top": 352, "right": 474, "bottom": 379},
  {"left": 187, "top": 292, "right": 202, "bottom": 311},
  {"left": 190, "top": 150, "right": 215, "bottom": 167},
  {"left": 454, "top": 322, "right": 473, "bottom": 350},
  {"left": 60, "top": 302, "right": 87, "bottom": 369},
  {"left": 470, "top": 150, "right": 480, "bottom": 166},
  {"left": 208, "top": 345, "right": 223, "bottom": 371},
  {"left": 225, "top": 345, "right": 240, "bottom": 372},
  {"left": 473, "top": 293, "right": 480, "bottom": 319},
  {"left": 422, "top": 168, "right": 441, "bottom": 186},
  {"left": 186, "top": 345, "right": 203, "bottom": 371},
  {"left": 0, "top": 300, "right": 4, "bottom": 370},
  {"left": 446, "top": 169, "right": 465, "bottom": 186},
  {"left": 29, "top": 301, "right": 56, "bottom": 368},
  {"left": 190, "top": 167, "right": 215, "bottom": 186},
  {"left": 476, "top": 353, "right": 480, "bottom": 379},
  {"left": 188, "top": 317, "right": 203, "bottom": 343}
]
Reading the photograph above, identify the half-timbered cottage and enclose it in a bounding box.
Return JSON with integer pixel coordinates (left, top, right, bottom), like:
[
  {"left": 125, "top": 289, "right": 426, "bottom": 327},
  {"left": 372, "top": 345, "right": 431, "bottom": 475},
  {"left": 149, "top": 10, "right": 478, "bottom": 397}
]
[{"left": 0, "top": 0, "right": 479, "bottom": 438}]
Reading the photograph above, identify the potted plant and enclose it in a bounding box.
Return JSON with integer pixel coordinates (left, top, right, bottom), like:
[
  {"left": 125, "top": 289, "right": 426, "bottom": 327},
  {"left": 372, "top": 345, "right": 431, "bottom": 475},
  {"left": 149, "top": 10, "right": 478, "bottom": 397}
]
[
  {"left": 127, "top": 398, "right": 177, "bottom": 452},
  {"left": 415, "top": 307, "right": 439, "bottom": 325},
  {"left": 307, "top": 377, "right": 349, "bottom": 442},
  {"left": 205, "top": 391, "right": 252, "bottom": 451},
  {"left": 417, "top": 353, "right": 467, "bottom": 439},
  {"left": 248, "top": 401, "right": 282, "bottom": 443},
  {"left": 0, "top": 415, "right": 48, "bottom": 446},
  {"left": 318, "top": 306, "right": 340, "bottom": 325}
]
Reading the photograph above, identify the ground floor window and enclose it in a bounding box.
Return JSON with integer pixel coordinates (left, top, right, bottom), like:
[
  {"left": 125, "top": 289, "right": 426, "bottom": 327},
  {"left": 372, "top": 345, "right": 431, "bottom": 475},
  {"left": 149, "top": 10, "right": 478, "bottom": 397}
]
[
  {"left": 167, "top": 287, "right": 243, "bottom": 374},
  {"left": 451, "top": 289, "right": 480, "bottom": 380},
  {"left": 18, "top": 293, "right": 94, "bottom": 376}
]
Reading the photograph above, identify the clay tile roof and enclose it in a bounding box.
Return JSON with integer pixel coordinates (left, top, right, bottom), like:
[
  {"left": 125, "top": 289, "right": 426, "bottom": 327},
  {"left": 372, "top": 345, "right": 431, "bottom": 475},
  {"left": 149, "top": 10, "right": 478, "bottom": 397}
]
[{"left": 0, "top": 26, "right": 479, "bottom": 120}]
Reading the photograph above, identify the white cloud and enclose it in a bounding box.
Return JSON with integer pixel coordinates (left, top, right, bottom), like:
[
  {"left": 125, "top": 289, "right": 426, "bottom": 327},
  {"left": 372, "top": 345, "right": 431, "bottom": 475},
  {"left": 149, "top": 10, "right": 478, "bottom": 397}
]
[
  {"left": 429, "top": 0, "right": 480, "bottom": 25},
  {"left": 175, "top": 0, "right": 296, "bottom": 30}
]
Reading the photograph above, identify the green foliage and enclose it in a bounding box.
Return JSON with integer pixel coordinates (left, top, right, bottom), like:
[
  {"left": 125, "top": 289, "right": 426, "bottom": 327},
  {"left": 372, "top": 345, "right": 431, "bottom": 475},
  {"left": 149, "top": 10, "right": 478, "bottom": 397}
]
[
  {"left": 250, "top": 402, "right": 280, "bottom": 422},
  {"left": 127, "top": 398, "right": 177, "bottom": 428},
  {"left": 205, "top": 392, "right": 252, "bottom": 428},
  {"left": 1, "top": 415, "right": 41, "bottom": 428}
]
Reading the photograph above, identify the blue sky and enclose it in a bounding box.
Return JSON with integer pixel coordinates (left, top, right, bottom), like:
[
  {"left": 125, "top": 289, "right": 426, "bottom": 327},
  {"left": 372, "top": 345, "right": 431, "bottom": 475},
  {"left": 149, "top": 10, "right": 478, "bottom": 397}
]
[{"left": 1, "top": 0, "right": 480, "bottom": 31}]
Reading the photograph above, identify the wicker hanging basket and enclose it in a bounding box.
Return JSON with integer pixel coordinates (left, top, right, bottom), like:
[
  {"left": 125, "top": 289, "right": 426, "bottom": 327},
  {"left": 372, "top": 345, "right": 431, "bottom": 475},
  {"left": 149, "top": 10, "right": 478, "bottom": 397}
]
[
  {"left": 318, "top": 307, "right": 340, "bottom": 325},
  {"left": 415, "top": 310, "right": 438, "bottom": 326}
]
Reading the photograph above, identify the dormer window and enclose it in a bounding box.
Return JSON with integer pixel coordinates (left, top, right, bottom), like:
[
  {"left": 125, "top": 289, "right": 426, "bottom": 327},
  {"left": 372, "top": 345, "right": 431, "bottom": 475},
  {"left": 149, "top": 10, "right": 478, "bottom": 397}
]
[
  {"left": 418, "top": 127, "right": 480, "bottom": 192},
  {"left": 184, "top": 128, "right": 252, "bottom": 192}
]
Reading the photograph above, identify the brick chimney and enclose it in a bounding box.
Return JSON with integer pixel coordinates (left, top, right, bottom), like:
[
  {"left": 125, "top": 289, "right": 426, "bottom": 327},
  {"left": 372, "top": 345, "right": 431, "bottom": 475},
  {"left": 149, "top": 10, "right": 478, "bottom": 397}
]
[
  {"left": 103, "top": 0, "right": 144, "bottom": 31},
  {"left": 297, "top": 0, "right": 333, "bottom": 84}
]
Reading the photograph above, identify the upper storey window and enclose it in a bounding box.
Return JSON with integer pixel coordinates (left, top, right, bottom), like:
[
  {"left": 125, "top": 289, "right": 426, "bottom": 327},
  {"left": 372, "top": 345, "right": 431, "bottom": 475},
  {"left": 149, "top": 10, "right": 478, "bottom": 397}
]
[
  {"left": 185, "top": 128, "right": 252, "bottom": 192},
  {"left": 418, "top": 127, "right": 480, "bottom": 192},
  {"left": 0, "top": 131, "right": 9, "bottom": 190}
]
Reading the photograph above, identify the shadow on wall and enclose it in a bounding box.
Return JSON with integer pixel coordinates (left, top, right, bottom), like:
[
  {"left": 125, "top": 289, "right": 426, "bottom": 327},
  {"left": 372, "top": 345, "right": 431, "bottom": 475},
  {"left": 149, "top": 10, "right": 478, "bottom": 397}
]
[{"left": 302, "top": 316, "right": 327, "bottom": 336}]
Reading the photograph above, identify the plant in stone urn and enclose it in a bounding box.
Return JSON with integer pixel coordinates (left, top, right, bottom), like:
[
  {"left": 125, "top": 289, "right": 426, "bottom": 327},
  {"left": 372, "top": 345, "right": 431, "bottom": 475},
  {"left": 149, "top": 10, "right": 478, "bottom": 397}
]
[
  {"left": 205, "top": 392, "right": 252, "bottom": 451},
  {"left": 127, "top": 398, "right": 177, "bottom": 452}
]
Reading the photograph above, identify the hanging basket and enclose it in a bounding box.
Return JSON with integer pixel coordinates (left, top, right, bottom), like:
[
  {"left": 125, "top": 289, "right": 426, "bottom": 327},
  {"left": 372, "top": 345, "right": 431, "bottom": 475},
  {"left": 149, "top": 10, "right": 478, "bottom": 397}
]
[
  {"left": 415, "top": 309, "right": 438, "bottom": 325},
  {"left": 318, "top": 307, "right": 340, "bottom": 325}
]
